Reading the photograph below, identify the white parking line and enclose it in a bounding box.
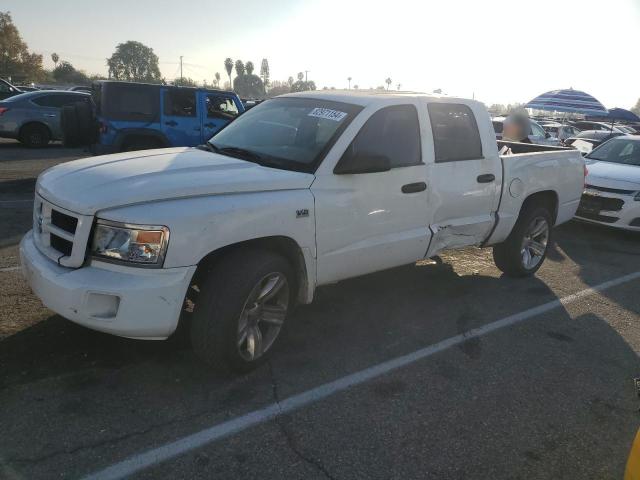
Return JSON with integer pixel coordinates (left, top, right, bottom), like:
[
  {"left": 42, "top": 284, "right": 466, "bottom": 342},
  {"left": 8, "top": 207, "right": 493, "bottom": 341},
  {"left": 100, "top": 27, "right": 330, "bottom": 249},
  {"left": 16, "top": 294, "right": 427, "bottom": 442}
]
[
  {"left": 0, "top": 266, "right": 21, "bottom": 273},
  {"left": 84, "top": 270, "right": 640, "bottom": 480}
]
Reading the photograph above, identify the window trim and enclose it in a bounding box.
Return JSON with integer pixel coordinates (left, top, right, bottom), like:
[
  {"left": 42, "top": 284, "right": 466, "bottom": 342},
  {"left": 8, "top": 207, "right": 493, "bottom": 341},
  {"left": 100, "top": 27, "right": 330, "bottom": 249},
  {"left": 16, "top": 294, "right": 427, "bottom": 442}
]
[
  {"left": 427, "top": 102, "right": 484, "bottom": 163},
  {"left": 336, "top": 104, "right": 424, "bottom": 172}
]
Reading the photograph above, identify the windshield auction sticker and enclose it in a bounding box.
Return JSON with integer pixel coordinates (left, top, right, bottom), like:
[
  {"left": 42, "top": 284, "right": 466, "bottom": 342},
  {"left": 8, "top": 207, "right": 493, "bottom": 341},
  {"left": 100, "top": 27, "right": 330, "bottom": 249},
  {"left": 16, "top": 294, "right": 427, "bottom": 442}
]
[{"left": 308, "top": 108, "right": 348, "bottom": 122}]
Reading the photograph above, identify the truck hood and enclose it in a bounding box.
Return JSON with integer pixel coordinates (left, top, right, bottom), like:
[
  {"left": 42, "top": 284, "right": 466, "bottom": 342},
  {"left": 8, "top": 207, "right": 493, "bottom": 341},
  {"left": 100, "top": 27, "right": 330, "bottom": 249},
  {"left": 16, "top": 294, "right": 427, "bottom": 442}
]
[
  {"left": 585, "top": 159, "right": 640, "bottom": 191},
  {"left": 37, "top": 147, "right": 315, "bottom": 215}
]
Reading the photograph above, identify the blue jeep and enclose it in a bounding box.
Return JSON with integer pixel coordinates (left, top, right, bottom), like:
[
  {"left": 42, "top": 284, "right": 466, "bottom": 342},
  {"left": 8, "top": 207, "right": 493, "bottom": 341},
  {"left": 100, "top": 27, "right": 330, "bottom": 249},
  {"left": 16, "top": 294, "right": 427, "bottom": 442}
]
[{"left": 62, "top": 81, "right": 244, "bottom": 153}]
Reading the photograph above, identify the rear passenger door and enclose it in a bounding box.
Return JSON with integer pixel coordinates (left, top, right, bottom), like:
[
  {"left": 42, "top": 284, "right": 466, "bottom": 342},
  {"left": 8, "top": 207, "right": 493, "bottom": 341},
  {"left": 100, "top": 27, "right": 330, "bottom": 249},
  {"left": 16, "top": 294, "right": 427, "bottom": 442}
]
[
  {"left": 425, "top": 102, "right": 501, "bottom": 255},
  {"left": 161, "top": 89, "right": 202, "bottom": 146},
  {"left": 31, "top": 93, "right": 87, "bottom": 139},
  {"left": 200, "top": 92, "right": 240, "bottom": 140}
]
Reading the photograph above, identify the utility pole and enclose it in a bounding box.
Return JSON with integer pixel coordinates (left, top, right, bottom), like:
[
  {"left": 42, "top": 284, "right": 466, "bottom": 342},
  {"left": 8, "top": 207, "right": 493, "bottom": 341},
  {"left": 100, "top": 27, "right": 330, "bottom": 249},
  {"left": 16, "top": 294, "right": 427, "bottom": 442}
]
[
  {"left": 179, "top": 56, "right": 183, "bottom": 85},
  {"left": 305, "top": 70, "right": 310, "bottom": 83}
]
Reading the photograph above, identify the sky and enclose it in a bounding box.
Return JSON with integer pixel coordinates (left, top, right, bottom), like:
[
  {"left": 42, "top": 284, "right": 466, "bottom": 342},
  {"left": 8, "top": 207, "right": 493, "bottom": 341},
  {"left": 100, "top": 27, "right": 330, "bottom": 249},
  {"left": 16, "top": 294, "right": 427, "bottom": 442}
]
[{"left": 5, "top": 0, "right": 640, "bottom": 109}]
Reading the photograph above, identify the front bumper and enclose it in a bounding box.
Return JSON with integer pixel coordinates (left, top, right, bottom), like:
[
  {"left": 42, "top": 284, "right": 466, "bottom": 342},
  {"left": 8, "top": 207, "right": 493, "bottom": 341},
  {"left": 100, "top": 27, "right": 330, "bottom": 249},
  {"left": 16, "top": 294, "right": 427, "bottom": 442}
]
[
  {"left": 20, "top": 230, "right": 196, "bottom": 339},
  {"left": 574, "top": 192, "right": 640, "bottom": 231}
]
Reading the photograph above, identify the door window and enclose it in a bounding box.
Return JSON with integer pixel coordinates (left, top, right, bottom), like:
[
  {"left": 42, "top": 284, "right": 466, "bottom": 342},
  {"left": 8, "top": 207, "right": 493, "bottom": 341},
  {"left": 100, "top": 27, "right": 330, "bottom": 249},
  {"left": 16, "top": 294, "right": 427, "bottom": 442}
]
[
  {"left": 32, "top": 94, "right": 84, "bottom": 108},
  {"left": 530, "top": 122, "right": 546, "bottom": 137},
  {"left": 340, "top": 104, "right": 421, "bottom": 168},
  {"left": 164, "top": 90, "right": 196, "bottom": 117},
  {"left": 206, "top": 95, "right": 239, "bottom": 119},
  {"left": 427, "top": 103, "right": 483, "bottom": 162}
]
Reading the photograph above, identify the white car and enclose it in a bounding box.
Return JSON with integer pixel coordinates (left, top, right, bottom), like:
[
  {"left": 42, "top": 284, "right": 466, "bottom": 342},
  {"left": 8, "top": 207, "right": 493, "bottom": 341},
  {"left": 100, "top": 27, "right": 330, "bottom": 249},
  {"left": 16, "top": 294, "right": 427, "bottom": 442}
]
[
  {"left": 541, "top": 123, "right": 581, "bottom": 143},
  {"left": 20, "top": 91, "right": 584, "bottom": 371},
  {"left": 577, "top": 136, "right": 640, "bottom": 230}
]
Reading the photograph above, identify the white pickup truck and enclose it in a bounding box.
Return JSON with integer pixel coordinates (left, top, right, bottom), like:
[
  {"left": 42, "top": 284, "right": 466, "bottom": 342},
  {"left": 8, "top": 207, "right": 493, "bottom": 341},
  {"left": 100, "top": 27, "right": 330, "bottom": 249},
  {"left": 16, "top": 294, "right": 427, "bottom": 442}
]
[{"left": 20, "top": 91, "right": 585, "bottom": 371}]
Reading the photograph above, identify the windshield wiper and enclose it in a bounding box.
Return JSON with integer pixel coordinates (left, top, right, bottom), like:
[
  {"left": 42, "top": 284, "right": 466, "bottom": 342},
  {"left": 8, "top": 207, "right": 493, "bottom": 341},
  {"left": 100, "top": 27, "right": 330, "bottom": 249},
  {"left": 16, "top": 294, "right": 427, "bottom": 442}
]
[{"left": 217, "top": 146, "right": 264, "bottom": 163}]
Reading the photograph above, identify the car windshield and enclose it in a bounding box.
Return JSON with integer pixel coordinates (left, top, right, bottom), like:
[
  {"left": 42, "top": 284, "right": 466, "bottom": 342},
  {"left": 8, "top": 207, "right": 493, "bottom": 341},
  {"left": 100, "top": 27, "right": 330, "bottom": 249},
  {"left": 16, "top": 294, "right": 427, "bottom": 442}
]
[
  {"left": 586, "top": 138, "right": 640, "bottom": 165},
  {"left": 209, "top": 97, "right": 362, "bottom": 173}
]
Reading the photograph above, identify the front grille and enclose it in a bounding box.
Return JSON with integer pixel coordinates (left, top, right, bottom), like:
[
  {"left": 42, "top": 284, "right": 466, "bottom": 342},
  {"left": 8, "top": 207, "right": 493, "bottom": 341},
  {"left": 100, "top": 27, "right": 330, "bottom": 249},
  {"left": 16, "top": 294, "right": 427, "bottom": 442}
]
[
  {"left": 585, "top": 184, "right": 636, "bottom": 195},
  {"left": 32, "top": 194, "right": 93, "bottom": 268},
  {"left": 578, "top": 193, "right": 624, "bottom": 213},
  {"left": 50, "top": 234, "right": 73, "bottom": 255},
  {"left": 51, "top": 209, "right": 78, "bottom": 234},
  {"left": 576, "top": 211, "right": 618, "bottom": 223}
]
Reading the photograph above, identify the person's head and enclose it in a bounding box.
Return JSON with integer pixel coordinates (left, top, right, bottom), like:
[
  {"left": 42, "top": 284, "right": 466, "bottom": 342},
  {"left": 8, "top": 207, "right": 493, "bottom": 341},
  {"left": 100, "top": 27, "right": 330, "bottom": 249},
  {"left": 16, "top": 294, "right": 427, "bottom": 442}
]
[{"left": 503, "top": 113, "right": 531, "bottom": 142}]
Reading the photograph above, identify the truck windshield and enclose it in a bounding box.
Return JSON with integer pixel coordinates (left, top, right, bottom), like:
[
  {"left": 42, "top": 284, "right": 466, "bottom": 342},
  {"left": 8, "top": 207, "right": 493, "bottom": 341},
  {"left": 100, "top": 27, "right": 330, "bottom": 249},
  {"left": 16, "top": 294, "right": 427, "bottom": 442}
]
[
  {"left": 208, "top": 97, "right": 362, "bottom": 173},
  {"left": 586, "top": 138, "right": 640, "bottom": 166}
]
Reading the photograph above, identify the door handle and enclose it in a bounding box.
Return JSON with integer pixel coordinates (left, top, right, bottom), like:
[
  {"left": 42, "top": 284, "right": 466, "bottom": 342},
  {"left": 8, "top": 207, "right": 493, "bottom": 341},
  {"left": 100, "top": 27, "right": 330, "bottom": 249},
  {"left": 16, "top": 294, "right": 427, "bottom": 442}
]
[
  {"left": 401, "top": 182, "right": 427, "bottom": 194},
  {"left": 165, "top": 120, "right": 178, "bottom": 127},
  {"left": 477, "top": 174, "right": 495, "bottom": 183}
]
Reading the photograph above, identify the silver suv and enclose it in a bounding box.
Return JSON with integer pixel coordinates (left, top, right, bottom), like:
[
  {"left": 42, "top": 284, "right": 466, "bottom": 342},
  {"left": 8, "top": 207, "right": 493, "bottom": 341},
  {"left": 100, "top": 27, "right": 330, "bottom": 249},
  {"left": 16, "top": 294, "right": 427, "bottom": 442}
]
[{"left": 0, "top": 90, "right": 90, "bottom": 147}]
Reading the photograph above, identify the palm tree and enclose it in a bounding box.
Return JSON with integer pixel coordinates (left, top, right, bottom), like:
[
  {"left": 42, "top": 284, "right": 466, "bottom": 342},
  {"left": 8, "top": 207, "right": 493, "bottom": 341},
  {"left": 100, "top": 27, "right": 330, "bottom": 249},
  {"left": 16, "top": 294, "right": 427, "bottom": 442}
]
[
  {"left": 396, "top": 83, "right": 401, "bottom": 90},
  {"left": 51, "top": 53, "right": 59, "bottom": 69},
  {"left": 297, "top": 72, "right": 304, "bottom": 81},
  {"left": 215, "top": 72, "right": 220, "bottom": 87},
  {"left": 234, "top": 60, "right": 245, "bottom": 78},
  {"left": 224, "top": 58, "right": 233, "bottom": 89},
  {"left": 246, "top": 61, "right": 254, "bottom": 76},
  {"left": 287, "top": 76, "right": 294, "bottom": 88},
  {"left": 385, "top": 77, "right": 392, "bottom": 90},
  {"left": 347, "top": 76, "right": 352, "bottom": 89}
]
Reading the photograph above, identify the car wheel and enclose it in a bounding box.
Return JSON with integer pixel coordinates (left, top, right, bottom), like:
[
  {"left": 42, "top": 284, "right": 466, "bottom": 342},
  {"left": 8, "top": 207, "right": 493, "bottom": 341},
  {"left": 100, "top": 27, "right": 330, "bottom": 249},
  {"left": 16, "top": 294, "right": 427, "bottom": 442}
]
[
  {"left": 493, "top": 206, "right": 552, "bottom": 277},
  {"left": 190, "top": 249, "right": 294, "bottom": 372},
  {"left": 20, "top": 124, "right": 51, "bottom": 148}
]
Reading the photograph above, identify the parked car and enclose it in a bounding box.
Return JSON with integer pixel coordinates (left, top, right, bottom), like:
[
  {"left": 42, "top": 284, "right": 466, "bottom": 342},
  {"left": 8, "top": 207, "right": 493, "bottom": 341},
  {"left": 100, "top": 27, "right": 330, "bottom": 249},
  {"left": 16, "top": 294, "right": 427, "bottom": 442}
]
[
  {"left": 61, "top": 81, "right": 245, "bottom": 153},
  {"left": 67, "top": 86, "right": 92, "bottom": 93},
  {"left": 575, "top": 136, "right": 640, "bottom": 230},
  {"left": 15, "top": 85, "right": 40, "bottom": 92},
  {"left": 0, "top": 90, "right": 91, "bottom": 147},
  {"left": 570, "top": 120, "right": 625, "bottom": 133},
  {"left": 20, "top": 91, "right": 585, "bottom": 371},
  {"left": 492, "top": 116, "right": 561, "bottom": 145},
  {"left": 541, "top": 123, "right": 581, "bottom": 143},
  {"left": 613, "top": 125, "right": 638, "bottom": 134},
  {"left": 564, "top": 130, "right": 627, "bottom": 154},
  {"left": 0, "top": 78, "right": 23, "bottom": 100}
]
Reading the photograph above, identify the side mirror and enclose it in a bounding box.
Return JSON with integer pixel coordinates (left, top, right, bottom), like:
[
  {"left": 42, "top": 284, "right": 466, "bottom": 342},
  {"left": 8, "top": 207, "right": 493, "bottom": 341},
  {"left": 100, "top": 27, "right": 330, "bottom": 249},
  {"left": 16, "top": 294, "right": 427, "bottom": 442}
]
[{"left": 334, "top": 152, "right": 391, "bottom": 174}]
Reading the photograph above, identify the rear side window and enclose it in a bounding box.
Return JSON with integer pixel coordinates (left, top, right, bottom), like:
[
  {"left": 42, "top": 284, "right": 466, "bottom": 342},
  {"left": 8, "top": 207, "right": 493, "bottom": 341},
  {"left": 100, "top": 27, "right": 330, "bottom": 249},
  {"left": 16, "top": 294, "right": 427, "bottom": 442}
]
[
  {"left": 342, "top": 105, "right": 421, "bottom": 168},
  {"left": 206, "top": 95, "right": 238, "bottom": 119},
  {"left": 428, "top": 103, "right": 483, "bottom": 162},
  {"left": 164, "top": 90, "right": 196, "bottom": 117},
  {"left": 32, "top": 94, "right": 84, "bottom": 108},
  {"left": 102, "top": 84, "right": 158, "bottom": 121}
]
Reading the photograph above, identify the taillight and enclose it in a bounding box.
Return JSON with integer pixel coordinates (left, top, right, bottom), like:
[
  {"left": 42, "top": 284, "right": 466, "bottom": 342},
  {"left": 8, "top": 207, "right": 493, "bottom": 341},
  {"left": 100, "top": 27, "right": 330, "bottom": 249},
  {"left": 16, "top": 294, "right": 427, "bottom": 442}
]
[{"left": 0, "top": 107, "right": 9, "bottom": 116}]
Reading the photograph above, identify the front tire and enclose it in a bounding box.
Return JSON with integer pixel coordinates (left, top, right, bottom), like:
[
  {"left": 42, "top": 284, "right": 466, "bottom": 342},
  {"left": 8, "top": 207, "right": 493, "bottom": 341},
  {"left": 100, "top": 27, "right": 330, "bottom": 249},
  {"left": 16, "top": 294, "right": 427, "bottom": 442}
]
[
  {"left": 190, "top": 250, "right": 294, "bottom": 372},
  {"left": 493, "top": 206, "right": 552, "bottom": 277}
]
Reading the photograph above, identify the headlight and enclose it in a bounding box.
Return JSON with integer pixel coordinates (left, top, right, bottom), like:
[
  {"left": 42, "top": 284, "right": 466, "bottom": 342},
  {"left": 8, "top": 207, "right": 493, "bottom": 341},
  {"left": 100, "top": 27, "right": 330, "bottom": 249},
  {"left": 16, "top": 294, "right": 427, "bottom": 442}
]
[{"left": 91, "top": 220, "right": 169, "bottom": 267}]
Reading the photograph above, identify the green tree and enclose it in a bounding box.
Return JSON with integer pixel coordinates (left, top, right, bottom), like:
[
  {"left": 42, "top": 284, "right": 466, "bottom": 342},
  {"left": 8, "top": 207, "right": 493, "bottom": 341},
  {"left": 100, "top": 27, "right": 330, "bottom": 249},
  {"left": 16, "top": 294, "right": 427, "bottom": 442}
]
[
  {"left": 245, "top": 61, "right": 254, "bottom": 76},
  {"left": 233, "top": 73, "right": 264, "bottom": 98},
  {"left": 287, "top": 76, "right": 294, "bottom": 88},
  {"left": 53, "top": 61, "right": 89, "bottom": 84},
  {"left": 385, "top": 77, "right": 392, "bottom": 90},
  {"left": 631, "top": 98, "right": 640, "bottom": 115},
  {"left": 107, "top": 41, "right": 161, "bottom": 82},
  {"left": 234, "top": 60, "right": 245, "bottom": 77},
  {"left": 297, "top": 72, "right": 304, "bottom": 81},
  {"left": 0, "top": 12, "right": 45, "bottom": 82},
  {"left": 51, "top": 52, "right": 59, "bottom": 68},
  {"left": 224, "top": 58, "right": 233, "bottom": 89},
  {"left": 215, "top": 71, "right": 220, "bottom": 87},
  {"left": 175, "top": 77, "right": 197, "bottom": 87}
]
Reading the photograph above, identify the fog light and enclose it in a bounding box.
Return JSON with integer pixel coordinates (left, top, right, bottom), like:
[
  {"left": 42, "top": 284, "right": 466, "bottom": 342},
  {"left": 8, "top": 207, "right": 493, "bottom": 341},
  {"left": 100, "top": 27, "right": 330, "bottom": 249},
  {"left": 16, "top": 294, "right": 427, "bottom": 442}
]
[{"left": 86, "top": 293, "right": 120, "bottom": 319}]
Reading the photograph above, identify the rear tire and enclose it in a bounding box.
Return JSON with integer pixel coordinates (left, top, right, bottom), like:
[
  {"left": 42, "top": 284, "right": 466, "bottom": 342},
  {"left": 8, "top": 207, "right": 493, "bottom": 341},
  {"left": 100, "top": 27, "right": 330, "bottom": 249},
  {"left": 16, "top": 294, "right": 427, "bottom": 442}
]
[
  {"left": 493, "top": 205, "right": 552, "bottom": 277},
  {"left": 19, "top": 123, "right": 51, "bottom": 148},
  {"left": 190, "top": 249, "right": 294, "bottom": 373}
]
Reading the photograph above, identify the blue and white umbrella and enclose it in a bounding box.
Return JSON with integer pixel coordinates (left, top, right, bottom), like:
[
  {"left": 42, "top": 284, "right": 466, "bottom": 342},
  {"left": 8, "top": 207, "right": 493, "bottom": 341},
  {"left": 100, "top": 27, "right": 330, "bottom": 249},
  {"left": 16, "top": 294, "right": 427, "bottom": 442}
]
[{"left": 524, "top": 89, "right": 607, "bottom": 116}]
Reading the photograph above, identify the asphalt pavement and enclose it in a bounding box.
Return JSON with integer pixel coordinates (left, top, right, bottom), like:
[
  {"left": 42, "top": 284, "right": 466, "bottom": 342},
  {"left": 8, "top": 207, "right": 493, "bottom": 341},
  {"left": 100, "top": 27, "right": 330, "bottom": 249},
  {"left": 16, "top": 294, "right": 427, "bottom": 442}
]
[{"left": 0, "top": 140, "right": 639, "bottom": 480}]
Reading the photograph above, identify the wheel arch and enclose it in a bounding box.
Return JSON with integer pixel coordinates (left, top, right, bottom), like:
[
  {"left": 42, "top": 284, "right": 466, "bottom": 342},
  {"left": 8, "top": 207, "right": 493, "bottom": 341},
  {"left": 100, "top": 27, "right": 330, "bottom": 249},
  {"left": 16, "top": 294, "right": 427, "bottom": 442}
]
[
  {"left": 19, "top": 121, "right": 52, "bottom": 140},
  {"left": 520, "top": 190, "right": 559, "bottom": 224},
  {"left": 115, "top": 129, "right": 170, "bottom": 151},
  {"left": 188, "top": 235, "right": 312, "bottom": 306}
]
